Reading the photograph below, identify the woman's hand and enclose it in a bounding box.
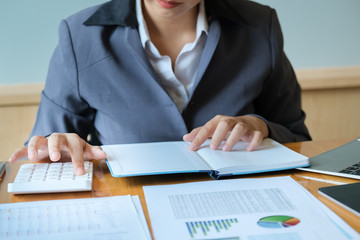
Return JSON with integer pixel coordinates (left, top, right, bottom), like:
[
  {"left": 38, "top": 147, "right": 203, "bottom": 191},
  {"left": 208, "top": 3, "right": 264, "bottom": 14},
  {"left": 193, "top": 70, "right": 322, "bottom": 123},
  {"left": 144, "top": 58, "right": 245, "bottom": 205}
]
[
  {"left": 183, "top": 115, "right": 269, "bottom": 152},
  {"left": 8, "top": 133, "right": 107, "bottom": 175}
]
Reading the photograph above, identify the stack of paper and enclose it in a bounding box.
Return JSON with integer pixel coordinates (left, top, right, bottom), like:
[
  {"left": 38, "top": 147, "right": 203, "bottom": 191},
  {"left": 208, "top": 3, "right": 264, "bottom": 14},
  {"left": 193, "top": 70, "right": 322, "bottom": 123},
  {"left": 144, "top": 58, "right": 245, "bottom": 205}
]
[
  {"left": 144, "top": 176, "right": 360, "bottom": 240},
  {"left": 0, "top": 195, "right": 151, "bottom": 240}
]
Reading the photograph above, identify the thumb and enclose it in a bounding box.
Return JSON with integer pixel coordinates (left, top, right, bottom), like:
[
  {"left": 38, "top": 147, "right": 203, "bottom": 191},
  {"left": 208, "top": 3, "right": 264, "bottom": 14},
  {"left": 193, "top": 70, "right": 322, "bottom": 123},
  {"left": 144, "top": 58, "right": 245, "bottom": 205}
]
[
  {"left": 9, "top": 147, "right": 28, "bottom": 163},
  {"left": 84, "top": 145, "right": 107, "bottom": 161}
]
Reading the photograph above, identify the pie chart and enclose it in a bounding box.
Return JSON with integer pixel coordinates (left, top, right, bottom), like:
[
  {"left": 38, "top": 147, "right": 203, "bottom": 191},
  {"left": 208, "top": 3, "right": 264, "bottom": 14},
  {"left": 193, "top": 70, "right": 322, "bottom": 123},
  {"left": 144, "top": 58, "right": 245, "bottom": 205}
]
[{"left": 257, "top": 215, "right": 300, "bottom": 228}]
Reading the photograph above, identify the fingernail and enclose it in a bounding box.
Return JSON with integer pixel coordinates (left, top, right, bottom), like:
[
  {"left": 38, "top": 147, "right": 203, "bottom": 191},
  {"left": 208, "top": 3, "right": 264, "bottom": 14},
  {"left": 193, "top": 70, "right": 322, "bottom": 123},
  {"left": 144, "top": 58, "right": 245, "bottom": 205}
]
[
  {"left": 76, "top": 167, "right": 84, "bottom": 176},
  {"left": 222, "top": 145, "right": 231, "bottom": 151},
  {"left": 183, "top": 134, "right": 189, "bottom": 141},
  {"left": 51, "top": 152, "right": 60, "bottom": 161},
  {"left": 95, "top": 147, "right": 106, "bottom": 156},
  {"left": 247, "top": 145, "right": 255, "bottom": 152},
  {"left": 28, "top": 150, "right": 36, "bottom": 159},
  {"left": 189, "top": 143, "right": 197, "bottom": 151},
  {"left": 210, "top": 144, "right": 218, "bottom": 150}
]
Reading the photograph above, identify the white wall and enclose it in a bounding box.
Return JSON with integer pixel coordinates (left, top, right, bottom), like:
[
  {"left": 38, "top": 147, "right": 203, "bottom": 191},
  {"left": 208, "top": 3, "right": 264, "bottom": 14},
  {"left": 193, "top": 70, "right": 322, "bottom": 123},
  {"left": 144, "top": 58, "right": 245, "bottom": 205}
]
[
  {"left": 0, "top": 0, "right": 107, "bottom": 84},
  {"left": 254, "top": 0, "right": 360, "bottom": 69}
]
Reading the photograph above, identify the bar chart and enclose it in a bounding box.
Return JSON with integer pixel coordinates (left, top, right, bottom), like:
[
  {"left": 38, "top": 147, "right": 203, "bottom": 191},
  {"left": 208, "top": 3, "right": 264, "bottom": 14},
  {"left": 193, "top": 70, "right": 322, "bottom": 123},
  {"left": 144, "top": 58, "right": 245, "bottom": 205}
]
[{"left": 186, "top": 218, "right": 240, "bottom": 238}]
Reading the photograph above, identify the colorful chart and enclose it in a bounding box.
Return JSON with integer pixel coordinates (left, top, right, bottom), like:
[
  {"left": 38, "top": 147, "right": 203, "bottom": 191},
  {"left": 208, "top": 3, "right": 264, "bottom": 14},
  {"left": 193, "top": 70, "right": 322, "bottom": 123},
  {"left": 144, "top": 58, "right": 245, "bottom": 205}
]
[
  {"left": 257, "top": 215, "right": 300, "bottom": 228},
  {"left": 186, "top": 218, "right": 239, "bottom": 238}
]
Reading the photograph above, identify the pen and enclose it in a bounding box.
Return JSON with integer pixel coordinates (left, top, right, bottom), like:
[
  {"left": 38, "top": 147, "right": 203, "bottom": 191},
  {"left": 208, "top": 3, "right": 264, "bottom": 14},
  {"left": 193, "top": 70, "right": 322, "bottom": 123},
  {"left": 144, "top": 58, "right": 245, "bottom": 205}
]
[{"left": 0, "top": 162, "right": 6, "bottom": 180}]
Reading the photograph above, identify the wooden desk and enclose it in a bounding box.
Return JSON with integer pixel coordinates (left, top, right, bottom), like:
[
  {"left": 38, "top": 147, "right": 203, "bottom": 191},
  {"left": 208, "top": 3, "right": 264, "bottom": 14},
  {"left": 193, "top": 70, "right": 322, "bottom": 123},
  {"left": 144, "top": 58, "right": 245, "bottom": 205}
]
[{"left": 1, "top": 138, "right": 359, "bottom": 237}]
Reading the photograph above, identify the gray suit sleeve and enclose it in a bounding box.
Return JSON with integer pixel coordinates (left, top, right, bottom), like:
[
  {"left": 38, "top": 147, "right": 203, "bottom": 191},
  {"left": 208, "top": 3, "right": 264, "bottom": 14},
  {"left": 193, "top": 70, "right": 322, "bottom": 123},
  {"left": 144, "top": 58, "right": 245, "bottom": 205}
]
[{"left": 27, "top": 19, "right": 95, "bottom": 144}]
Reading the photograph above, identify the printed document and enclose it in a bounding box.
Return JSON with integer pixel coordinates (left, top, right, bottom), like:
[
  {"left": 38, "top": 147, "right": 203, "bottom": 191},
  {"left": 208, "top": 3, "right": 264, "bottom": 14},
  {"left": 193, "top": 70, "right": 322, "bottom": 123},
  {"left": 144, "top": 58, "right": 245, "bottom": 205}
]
[
  {"left": 143, "top": 176, "right": 360, "bottom": 240},
  {"left": 0, "top": 195, "right": 151, "bottom": 240}
]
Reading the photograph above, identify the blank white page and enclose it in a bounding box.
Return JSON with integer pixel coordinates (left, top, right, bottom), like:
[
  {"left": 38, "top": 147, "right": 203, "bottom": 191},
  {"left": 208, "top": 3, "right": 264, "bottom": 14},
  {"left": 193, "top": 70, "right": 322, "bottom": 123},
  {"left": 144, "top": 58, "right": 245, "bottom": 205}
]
[
  {"left": 102, "top": 142, "right": 211, "bottom": 177},
  {"left": 196, "top": 138, "right": 308, "bottom": 174}
]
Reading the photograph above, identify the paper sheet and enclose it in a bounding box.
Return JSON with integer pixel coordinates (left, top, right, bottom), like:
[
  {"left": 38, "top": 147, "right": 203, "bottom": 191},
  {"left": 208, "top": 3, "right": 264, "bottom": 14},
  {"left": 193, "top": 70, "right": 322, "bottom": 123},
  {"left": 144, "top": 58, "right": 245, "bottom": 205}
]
[
  {"left": 0, "top": 195, "right": 151, "bottom": 240},
  {"left": 144, "top": 176, "right": 360, "bottom": 240}
]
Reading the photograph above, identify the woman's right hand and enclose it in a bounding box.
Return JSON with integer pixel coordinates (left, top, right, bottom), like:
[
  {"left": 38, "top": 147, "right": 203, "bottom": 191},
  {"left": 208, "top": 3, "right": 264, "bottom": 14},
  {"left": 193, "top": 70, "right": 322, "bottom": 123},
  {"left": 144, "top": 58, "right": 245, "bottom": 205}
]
[{"left": 8, "top": 133, "right": 107, "bottom": 175}]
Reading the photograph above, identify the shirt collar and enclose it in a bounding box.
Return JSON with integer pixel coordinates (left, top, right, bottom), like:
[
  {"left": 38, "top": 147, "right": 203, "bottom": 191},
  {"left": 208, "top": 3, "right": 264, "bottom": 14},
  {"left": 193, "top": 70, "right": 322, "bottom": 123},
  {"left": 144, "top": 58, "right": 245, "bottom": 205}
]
[
  {"left": 136, "top": 0, "right": 149, "bottom": 48},
  {"left": 136, "top": 0, "right": 208, "bottom": 49}
]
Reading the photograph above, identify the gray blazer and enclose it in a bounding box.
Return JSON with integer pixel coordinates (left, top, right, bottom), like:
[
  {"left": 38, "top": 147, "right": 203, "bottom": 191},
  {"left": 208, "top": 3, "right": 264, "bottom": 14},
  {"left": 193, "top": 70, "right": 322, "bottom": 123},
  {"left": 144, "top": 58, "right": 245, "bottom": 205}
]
[{"left": 29, "top": 0, "right": 311, "bottom": 145}]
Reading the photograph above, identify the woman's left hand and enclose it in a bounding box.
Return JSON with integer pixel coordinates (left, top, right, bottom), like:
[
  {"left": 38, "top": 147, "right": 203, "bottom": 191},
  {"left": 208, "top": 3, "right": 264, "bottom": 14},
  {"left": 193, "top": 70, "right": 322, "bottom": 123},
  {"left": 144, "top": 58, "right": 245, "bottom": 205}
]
[{"left": 183, "top": 115, "right": 269, "bottom": 152}]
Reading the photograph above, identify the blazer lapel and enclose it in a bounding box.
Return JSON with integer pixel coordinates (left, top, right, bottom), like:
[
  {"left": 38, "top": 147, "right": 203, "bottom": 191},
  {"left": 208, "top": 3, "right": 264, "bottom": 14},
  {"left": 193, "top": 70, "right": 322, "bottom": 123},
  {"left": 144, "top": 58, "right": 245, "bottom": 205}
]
[{"left": 119, "top": 27, "right": 189, "bottom": 133}]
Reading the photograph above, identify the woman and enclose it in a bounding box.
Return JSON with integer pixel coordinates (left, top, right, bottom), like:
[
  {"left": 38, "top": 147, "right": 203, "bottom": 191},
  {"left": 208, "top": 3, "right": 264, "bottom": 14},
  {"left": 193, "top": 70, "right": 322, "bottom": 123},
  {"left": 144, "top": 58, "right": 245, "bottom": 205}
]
[{"left": 9, "top": 0, "right": 311, "bottom": 175}]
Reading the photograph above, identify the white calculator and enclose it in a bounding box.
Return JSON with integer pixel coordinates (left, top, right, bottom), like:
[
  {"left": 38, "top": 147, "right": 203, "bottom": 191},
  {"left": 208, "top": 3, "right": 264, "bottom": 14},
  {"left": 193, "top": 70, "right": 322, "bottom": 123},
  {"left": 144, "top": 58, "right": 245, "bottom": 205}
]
[{"left": 8, "top": 161, "right": 93, "bottom": 194}]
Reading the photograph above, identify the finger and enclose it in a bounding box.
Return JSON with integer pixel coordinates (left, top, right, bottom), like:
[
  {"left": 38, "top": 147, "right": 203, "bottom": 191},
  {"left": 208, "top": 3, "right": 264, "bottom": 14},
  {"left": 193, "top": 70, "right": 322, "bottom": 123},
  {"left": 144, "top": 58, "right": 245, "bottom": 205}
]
[
  {"left": 210, "top": 118, "right": 236, "bottom": 150},
  {"left": 66, "top": 134, "right": 85, "bottom": 175},
  {"left": 246, "top": 131, "right": 263, "bottom": 151},
  {"left": 189, "top": 122, "right": 217, "bottom": 151},
  {"left": 183, "top": 127, "right": 201, "bottom": 142},
  {"left": 27, "top": 136, "right": 48, "bottom": 161},
  {"left": 47, "top": 133, "right": 66, "bottom": 161},
  {"left": 8, "top": 147, "right": 28, "bottom": 163},
  {"left": 84, "top": 145, "right": 107, "bottom": 161},
  {"left": 222, "top": 122, "right": 247, "bottom": 151}
]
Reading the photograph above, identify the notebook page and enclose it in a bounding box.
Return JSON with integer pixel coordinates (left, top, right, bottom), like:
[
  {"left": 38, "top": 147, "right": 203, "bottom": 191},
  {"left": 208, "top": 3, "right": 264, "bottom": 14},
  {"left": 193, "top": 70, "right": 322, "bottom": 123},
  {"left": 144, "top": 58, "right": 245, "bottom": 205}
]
[
  {"left": 102, "top": 141, "right": 211, "bottom": 177},
  {"left": 196, "top": 138, "right": 308, "bottom": 175}
]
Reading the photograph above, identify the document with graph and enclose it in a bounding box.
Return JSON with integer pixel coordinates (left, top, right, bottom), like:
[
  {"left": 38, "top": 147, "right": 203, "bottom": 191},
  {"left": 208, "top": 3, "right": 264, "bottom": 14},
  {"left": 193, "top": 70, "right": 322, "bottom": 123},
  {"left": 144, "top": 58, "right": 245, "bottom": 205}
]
[
  {"left": 0, "top": 195, "right": 151, "bottom": 240},
  {"left": 143, "top": 176, "right": 360, "bottom": 240}
]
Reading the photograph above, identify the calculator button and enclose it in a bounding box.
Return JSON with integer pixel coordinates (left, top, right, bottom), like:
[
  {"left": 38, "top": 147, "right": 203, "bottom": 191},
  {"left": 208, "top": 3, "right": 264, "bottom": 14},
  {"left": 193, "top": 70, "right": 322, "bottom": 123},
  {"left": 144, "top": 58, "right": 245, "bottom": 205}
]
[
  {"left": 30, "top": 177, "right": 45, "bottom": 182},
  {"left": 48, "top": 165, "right": 61, "bottom": 170},
  {"left": 34, "top": 164, "right": 49, "bottom": 169},
  {"left": 47, "top": 170, "right": 60, "bottom": 175},
  {"left": 14, "top": 177, "right": 29, "bottom": 183},
  {"left": 46, "top": 174, "right": 59, "bottom": 180},
  {"left": 75, "top": 175, "right": 88, "bottom": 179}
]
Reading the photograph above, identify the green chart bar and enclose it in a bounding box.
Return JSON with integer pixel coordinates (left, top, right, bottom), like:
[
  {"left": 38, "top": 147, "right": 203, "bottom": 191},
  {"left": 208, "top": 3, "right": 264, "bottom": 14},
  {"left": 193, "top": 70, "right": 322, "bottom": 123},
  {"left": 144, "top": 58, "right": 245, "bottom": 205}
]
[{"left": 186, "top": 218, "right": 239, "bottom": 238}]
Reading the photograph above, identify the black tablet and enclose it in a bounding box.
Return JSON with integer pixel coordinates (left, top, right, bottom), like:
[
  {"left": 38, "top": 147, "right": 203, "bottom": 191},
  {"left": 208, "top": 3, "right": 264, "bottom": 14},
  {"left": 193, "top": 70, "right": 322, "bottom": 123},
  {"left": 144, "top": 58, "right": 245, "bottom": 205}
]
[{"left": 319, "top": 182, "right": 360, "bottom": 217}]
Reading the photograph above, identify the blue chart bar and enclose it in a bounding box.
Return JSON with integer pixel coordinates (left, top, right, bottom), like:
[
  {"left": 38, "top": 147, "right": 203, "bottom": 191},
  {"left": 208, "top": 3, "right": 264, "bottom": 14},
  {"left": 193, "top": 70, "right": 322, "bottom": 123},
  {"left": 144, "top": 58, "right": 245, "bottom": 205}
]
[{"left": 186, "top": 218, "right": 239, "bottom": 238}]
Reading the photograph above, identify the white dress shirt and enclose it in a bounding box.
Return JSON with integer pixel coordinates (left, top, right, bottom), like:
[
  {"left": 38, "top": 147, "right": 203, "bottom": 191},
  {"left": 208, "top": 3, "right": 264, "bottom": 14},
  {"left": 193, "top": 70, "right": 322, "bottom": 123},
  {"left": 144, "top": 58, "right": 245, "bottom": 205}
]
[{"left": 136, "top": 0, "right": 208, "bottom": 112}]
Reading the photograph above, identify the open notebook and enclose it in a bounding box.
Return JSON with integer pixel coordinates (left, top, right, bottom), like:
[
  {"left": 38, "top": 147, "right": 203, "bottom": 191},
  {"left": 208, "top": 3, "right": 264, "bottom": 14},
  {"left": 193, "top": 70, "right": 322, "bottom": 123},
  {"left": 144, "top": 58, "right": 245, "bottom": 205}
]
[{"left": 101, "top": 138, "right": 310, "bottom": 179}]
